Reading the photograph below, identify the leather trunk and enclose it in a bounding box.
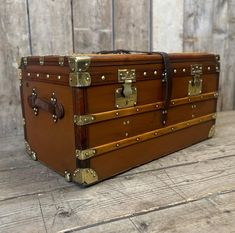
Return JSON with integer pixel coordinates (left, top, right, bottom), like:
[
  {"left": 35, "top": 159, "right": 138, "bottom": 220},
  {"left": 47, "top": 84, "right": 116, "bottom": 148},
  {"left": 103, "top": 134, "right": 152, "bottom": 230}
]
[{"left": 18, "top": 52, "right": 220, "bottom": 186}]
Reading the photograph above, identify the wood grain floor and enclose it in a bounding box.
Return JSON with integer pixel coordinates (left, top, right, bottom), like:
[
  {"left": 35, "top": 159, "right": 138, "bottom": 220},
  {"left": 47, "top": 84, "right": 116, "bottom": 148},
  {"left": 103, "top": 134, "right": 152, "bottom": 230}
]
[{"left": 0, "top": 111, "right": 234, "bottom": 233}]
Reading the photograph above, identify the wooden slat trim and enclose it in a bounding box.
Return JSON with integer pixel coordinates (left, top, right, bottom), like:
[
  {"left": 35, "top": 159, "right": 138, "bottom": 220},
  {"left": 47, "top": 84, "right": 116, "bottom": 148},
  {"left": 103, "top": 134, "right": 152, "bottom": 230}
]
[
  {"left": 74, "top": 92, "right": 218, "bottom": 126},
  {"left": 76, "top": 113, "right": 216, "bottom": 160}
]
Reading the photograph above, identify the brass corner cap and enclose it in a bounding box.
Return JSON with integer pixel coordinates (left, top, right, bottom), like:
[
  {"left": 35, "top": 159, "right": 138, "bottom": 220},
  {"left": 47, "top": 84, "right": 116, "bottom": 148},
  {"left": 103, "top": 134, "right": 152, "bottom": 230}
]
[
  {"left": 18, "top": 57, "right": 28, "bottom": 69},
  {"left": 68, "top": 55, "right": 91, "bottom": 72},
  {"left": 208, "top": 125, "right": 216, "bottom": 138},
  {"left": 73, "top": 168, "right": 98, "bottom": 186}
]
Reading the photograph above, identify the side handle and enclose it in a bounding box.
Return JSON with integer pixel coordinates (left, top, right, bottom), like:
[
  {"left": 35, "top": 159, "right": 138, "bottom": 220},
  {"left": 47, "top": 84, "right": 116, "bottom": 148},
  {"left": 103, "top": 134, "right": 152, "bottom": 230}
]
[{"left": 28, "top": 88, "right": 64, "bottom": 122}]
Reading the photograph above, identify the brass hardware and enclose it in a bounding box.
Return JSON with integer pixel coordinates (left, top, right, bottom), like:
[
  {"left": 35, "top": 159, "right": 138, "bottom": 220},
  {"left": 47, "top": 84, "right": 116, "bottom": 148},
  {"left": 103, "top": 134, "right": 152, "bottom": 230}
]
[
  {"left": 116, "top": 69, "right": 137, "bottom": 109},
  {"left": 39, "top": 57, "right": 44, "bottom": 65},
  {"left": 25, "top": 141, "right": 37, "bottom": 161},
  {"left": 36, "top": 73, "right": 40, "bottom": 77},
  {"left": 215, "top": 55, "right": 220, "bottom": 73},
  {"left": 59, "top": 56, "right": 64, "bottom": 66},
  {"left": 183, "top": 68, "right": 186, "bottom": 72},
  {"left": 18, "top": 57, "right": 27, "bottom": 68},
  {"left": 57, "top": 75, "right": 61, "bottom": 80},
  {"left": 76, "top": 149, "right": 96, "bottom": 160},
  {"left": 22, "top": 118, "right": 25, "bottom": 125},
  {"left": 73, "top": 168, "right": 98, "bottom": 185},
  {"left": 143, "top": 72, "right": 147, "bottom": 76},
  {"left": 208, "top": 125, "right": 216, "bottom": 138},
  {"left": 101, "top": 75, "right": 106, "bottom": 80},
  {"left": 64, "top": 171, "right": 72, "bottom": 182},
  {"left": 174, "top": 69, "right": 177, "bottom": 73},
  {"left": 154, "top": 70, "right": 157, "bottom": 75},
  {"left": 212, "top": 113, "right": 217, "bottom": 119},
  {"left": 74, "top": 114, "right": 95, "bottom": 126},
  {"left": 18, "top": 69, "right": 22, "bottom": 80},
  {"left": 68, "top": 56, "right": 91, "bottom": 87},
  {"left": 188, "top": 64, "right": 203, "bottom": 96},
  {"left": 46, "top": 74, "right": 50, "bottom": 78},
  {"left": 207, "top": 66, "right": 211, "bottom": 71}
]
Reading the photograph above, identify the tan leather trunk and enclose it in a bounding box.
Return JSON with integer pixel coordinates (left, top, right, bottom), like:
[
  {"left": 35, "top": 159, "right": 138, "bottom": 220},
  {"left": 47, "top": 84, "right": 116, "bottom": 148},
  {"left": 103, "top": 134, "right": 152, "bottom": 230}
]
[{"left": 18, "top": 52, "right": 220, "bottom": 186}]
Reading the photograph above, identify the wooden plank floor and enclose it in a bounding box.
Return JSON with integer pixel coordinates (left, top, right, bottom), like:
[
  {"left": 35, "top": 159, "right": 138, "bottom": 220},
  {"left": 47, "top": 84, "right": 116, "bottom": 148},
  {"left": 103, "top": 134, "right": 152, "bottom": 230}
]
[{"left": 0, "top": 111, "right": 234, "bottom": 233}]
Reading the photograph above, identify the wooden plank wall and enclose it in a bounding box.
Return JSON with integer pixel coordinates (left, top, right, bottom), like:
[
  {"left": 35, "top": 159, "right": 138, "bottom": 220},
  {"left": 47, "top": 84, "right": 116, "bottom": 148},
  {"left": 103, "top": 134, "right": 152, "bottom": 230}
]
[{"left": 0, "top": 0, "right": 234, "bottom": 138}]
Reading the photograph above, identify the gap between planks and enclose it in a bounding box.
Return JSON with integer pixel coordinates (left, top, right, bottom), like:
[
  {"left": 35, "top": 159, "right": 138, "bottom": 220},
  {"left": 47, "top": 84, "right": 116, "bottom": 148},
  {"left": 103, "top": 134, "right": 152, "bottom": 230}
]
[{"left": 57, "top": 188, "right": 235, "bottom": 233}]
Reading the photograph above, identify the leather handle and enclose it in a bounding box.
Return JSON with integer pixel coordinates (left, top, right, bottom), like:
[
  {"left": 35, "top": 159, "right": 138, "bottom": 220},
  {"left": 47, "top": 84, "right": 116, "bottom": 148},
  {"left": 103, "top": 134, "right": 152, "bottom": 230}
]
[
  {"left": 96, "top": 50, "right": 172, "bottom": 125},
  {"left": 28, "top": 89, "right": 64, "bottom": 122}
]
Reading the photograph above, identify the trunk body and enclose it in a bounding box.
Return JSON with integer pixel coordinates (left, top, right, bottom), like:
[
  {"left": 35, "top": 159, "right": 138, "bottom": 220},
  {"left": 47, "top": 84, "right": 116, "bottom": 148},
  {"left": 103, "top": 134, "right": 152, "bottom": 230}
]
[{"left": 18, "top": 53, "right": 220, "bottom": 185}]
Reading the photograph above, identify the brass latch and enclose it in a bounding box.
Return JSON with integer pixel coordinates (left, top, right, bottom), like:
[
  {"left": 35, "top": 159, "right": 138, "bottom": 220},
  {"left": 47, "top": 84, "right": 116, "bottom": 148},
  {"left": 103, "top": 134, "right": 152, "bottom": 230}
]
[
  {"left": 188, "top": 64, "right": 203, "bottom": 96},
  {"left": 115, "top": 69, "right": 137, "bottom": 108}
]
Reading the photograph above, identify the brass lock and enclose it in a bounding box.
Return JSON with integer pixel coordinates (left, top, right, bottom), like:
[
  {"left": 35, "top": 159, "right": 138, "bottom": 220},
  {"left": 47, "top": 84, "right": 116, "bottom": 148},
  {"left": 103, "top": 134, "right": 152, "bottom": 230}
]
[
  {"left": 115, "top": 69, "right": 137, "bottom": 108},
  {"left": 188, "top": 64, "right": 203, "bottom": 96}
]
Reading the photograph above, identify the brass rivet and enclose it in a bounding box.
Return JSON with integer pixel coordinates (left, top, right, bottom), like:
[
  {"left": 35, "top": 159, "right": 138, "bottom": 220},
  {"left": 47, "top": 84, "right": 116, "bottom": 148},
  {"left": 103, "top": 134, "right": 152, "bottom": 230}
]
[
  {"left": 126, "top": 120, "right": 130, "bottom": 124},
  {"left": 27, "top": 73, "right": 30, "bottom": 76},
  {"left": 136, "top": 137, "right": 140, "bottom": 141},
  {"left": 188, "top": 98, "right": 191, "bottom": 102},
  {"left": 208, "top": 66, "right": 211, "bottom": 71},
  {"left": 171, "top": 127, "right": 174, "bottom": 131},
  {"left": 192, "top": 114, "right": 195, "bottom": 118},
  {"left": 183, "top": 68, "right": 186, "bottom": 72},
  {"left": 136, "top": 108, "right": 139, "bottom": 112},
  {"left": 172, "top": 101, "right": 175, "bottom": 105},
  {"left": 154, "top": 70, "right": 157, "bottom": 75},
  {"left": 116, "top": 112, "right": 119, "bottom": 116},
  {"left": 174, "top": 69, "right": 177, "bottom": 73},
  {"left": 156, "top": 104, "right": 159, "bottom": 108},
  {"left": 86, "top": 77, "right": 90, "bottom": 81},
  {"left": 123, "top": 121, "right": 126, "bottom": 125},
  {"left": 116, "top": 104, "right": 119, "bottom": 108},
  {"left": 116, "top": 143, "right": 120, "bottom": 147},
  {"left": 57, "top": 75, "right": 61, "bottom": 80},
  {"left": 36, "top": 74, "right": 40, "bottom": 77},
  {"left": 154, "top": 132, "right": 158, "bottom": 136},
  {"left": 46, "top": 74, "right": 50, "bottom": 78},
  {"left": 143, "top": 72, "right": 147, "bottom": 76},
  {"left": 125, "top": 132, "right": 129, "bottom": 137},
  {"left": 187, "top": 123, "right": 190, "bottom": 126},
  {"left": 101, "top": 75, "right": 105, "bottom": 80}
]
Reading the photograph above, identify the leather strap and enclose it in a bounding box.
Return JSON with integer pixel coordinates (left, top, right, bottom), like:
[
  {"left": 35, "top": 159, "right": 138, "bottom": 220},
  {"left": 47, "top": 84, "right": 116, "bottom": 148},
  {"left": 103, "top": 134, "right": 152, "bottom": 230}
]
[
  {"left": 96, "top": 50, "right": 172, "bottom": 125},
  {"left": 28, "top": 93, "right": 64, "bottom": 120}
]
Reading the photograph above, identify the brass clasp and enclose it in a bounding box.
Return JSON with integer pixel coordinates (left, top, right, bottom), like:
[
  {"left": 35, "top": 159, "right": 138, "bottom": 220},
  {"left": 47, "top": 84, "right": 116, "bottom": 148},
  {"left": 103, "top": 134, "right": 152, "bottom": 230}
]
[
  {"left": 188, "top": 64, "right": 203, "bottom": 96},
  {"left": 115, "top": 69, "right": 137, "bottom": 108}
]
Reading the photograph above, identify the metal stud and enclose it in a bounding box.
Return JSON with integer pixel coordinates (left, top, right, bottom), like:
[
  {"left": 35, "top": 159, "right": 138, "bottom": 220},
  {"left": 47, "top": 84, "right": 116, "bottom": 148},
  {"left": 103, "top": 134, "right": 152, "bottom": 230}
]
[
  {"left": 116, "top": 104, "right": 119, "bottom": 108},
  {"left": 115, "top": 112, "right": 119, "bottom": 116},
  {"left": 46, "top": 74, "right": 50, "bottom": 78},
  {"left": 57, "top": 75, "right": 61, "bottom": 80},
  {"left": 172, "top": 101, "right": 175, "bottom": 105},
  {"left": 136, "top": 137, "right": 140, "bottom": 141},
  {"left": 208, "top": 66, "right": 211, "bottom": 71},
  {"left": 143, "top": 72, "right": 147, "bottom": 76},
  {"left": 125, "top": 132, "right": 129, "bottom": 137},
  {"left": 171, "top": 127, "right": 175, "bottom": 131},
  {"left": 183, "top": 68, "right": 186, "bottom": 72},
  {"left": 116, "top": 143, "right": 120, "bottom": 147},
  {"left": 36, "top": 73, "right": 40, "bottom": 77},
  {"left": 154, "top": 132, "right": 158, "bottom": 136},
  {"left": 136, "top": 108, "right": 139, "bottom": 112},
  {"left": 126, "top": 120, "right": 130, "bottom": 124},
  {"left": 173, "top": 69, "right": 177, "bottom": 73},
  {"left": 155, "top": 104, "right": 159, "bottom": 108},
  {"left": 154, "top": 70, "right": 157, "bottom": 75},
  {"left": 27, "top": 73, "right": 30, "bottom": 76},
  {"left": 101, "top": 75, "right": 105, "bottom": 80},
  {"left": 192, "top": 114, "right": 195, "bottom": 118}
]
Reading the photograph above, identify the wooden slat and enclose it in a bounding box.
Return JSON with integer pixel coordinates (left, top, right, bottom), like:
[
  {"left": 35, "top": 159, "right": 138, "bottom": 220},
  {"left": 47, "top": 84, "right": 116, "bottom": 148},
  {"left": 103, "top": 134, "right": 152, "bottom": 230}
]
[
  {"left": 28, "top": 0, "right": 73, "bottom": 54},
  {"left": 183, "top": 0, "right": 232, "bottom": 111},
  {"left": 72, "top": 0, "right": 112, "bottom": 53},
  {"left": 152, "top": 0, "right": 184, "bottom": 52},
  {"left": 114, "top": 0, "right": 149, "bottom": 50},
  {"left": 0, "top": 0, "right": 30, "bottom": 138},
  {"left": 74, "top": 191, "right": 235, "bottom": 233}
]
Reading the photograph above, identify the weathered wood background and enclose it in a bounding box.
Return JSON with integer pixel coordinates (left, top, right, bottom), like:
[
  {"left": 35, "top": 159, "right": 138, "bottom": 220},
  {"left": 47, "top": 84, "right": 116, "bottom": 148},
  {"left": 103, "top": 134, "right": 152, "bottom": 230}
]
[{"left": 0, "top": 0, "right": 234, "bottom": 137}]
